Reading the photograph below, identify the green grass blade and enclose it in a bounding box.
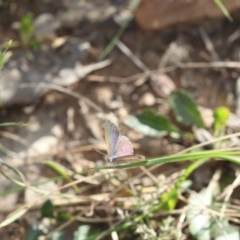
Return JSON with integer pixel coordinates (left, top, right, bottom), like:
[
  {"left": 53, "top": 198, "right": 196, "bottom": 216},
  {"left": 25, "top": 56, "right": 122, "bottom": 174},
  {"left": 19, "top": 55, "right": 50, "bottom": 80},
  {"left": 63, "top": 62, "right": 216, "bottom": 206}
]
[
  {"left": 98, "top": 150, "right": 240, "bottom": 170},
  {"left": 98, "top": 0, "right": 141, "bottom": 60},
  {"left": 214, "top": 0, "right": 233, "bottom": 21},
  {"left": 44, "top": 160, "right": 80, "bottom": 194},
  {"left": 0, "top": 176, "right": 63, "bottom": 197},
  {"left": 0, "top": 122, "right": 28, "bottom": 127},
  {"left": 160, "top": 158, "right": 207, "bottom": 211},
  {"left": 0, "top": 40, "right": 12, "bottom": 70}
]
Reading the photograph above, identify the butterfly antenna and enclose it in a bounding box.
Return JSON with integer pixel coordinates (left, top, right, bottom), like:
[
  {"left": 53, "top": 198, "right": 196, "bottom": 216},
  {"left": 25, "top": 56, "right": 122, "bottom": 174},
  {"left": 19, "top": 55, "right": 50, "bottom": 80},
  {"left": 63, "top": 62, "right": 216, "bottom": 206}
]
[{"left": 92, "top": 147, "right": 106, "bottom": 156}]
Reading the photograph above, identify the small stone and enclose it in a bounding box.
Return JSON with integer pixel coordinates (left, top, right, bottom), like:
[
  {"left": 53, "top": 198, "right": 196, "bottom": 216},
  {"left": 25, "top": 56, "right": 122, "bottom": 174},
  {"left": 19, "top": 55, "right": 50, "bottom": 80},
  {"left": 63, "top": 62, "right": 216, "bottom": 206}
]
[
  {"left": 139, "top": 92, "right": 156, "bottom": 106},
  {"left": 150, "top": 73, "right": 176, "bottom": 98},
  {"left": 94, "top": 86, "right": 113, "bottom": 105},
  {"left": 34, "top": 13, "right": 56, "bottom": 39}
]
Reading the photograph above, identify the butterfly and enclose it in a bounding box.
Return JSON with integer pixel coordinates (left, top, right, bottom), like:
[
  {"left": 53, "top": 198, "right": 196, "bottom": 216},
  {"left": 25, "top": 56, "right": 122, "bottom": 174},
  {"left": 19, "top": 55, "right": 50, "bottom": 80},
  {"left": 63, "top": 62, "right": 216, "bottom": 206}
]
[{"left": 105, "top": 120, "right": 145, "bottom": 165}]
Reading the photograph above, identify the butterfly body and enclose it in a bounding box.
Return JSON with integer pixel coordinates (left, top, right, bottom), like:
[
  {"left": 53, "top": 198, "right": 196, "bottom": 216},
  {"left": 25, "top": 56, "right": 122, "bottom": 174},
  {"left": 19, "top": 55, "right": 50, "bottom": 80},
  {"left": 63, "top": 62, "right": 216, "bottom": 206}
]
[
  {"left": 105, "top": 120, "right": 145, "bottom": 164},
  {"left": 108, "top": 155, "right": 118, "bottom": 162}
]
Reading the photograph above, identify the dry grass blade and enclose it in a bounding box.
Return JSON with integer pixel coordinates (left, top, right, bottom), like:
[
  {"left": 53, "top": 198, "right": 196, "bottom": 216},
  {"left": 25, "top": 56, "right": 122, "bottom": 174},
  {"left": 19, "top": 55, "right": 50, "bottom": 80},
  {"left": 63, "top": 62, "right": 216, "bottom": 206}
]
[
  {"left": 0, "top": 130, "right": 31, "bottom": 147},
  {"left": 220, "top": 174, "right": 240, "bottom": 218},
  {"left": 178, "top": 132, "right": 240, "bottom": 154}
]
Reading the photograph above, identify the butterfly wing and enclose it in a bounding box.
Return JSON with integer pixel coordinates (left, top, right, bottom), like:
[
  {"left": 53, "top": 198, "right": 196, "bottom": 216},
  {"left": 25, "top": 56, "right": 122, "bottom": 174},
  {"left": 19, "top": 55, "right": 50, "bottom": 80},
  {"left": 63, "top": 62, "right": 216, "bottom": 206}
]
[
  {"left": 105, "top": 120, "right": 120, "bottom": 157},
  {"left": 114, "top": 136, "right": 133, "bottom": 157}
]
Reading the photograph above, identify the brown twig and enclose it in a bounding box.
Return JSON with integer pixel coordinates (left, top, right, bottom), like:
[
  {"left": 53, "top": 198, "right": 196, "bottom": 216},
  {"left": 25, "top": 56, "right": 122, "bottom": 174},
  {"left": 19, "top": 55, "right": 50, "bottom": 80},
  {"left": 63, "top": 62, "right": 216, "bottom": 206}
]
[
  {"left": 199, "top": 27, "right": 230, "bottom": 79},
  {"left": 86, "top": 61, "right": 240, "bottom": 84}
]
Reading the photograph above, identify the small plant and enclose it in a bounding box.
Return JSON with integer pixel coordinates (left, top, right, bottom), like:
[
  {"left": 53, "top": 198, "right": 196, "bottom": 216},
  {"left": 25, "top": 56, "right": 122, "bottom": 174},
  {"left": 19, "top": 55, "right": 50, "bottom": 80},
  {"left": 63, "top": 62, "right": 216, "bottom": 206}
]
[
  {"left": 18, "top": 13, "right": 34, "bottom": 46},
  {"left": 0, "top": 40, "right": 12, "bottom": 70},
  {"left": 18, "top": 13, "right": 40, "bottom": 50}
]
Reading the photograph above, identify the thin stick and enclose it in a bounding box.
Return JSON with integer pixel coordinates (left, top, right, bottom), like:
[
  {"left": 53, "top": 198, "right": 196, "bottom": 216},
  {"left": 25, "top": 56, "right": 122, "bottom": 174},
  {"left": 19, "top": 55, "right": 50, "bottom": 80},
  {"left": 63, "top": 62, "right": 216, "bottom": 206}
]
[
  {"left": 199, "top": 27, "right": 220, "bottom": 62},
  {"left": 92, "top": 147, "right": 106, "bottom": 156},
  {"left": 19, "top": 82, "right": 104, "bottom": 113},
  {"left": 86, "top": 61, "right": 240, "bottom": 84},
  {"left": 116, "top": 40, "right": 150, "bottom": 72}
]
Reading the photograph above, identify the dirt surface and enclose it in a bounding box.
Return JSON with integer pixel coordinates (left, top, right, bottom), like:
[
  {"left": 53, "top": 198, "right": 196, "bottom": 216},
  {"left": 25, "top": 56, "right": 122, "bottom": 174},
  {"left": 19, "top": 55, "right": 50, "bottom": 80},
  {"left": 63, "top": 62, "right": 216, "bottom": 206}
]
[{"left": 0, "top": 0, "right": 240, "bottom": 239}]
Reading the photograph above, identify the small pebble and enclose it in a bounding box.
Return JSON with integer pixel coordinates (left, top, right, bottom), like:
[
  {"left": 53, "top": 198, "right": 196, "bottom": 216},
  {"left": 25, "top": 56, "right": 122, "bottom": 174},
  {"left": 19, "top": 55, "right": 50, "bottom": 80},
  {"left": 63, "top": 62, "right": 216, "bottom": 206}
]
[{"left": 139, "top": 92, "right": 156, "bottom": 106}]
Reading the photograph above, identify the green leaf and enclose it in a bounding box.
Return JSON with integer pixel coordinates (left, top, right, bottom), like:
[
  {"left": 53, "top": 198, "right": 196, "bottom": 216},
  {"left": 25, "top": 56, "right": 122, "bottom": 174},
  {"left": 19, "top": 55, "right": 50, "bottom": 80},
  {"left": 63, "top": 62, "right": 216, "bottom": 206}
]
[
  {"left": 56, "top": 212, "right": 73, "bottom": 222},
  {"left": 160, "top": 158, "right": 205, "bottom": 211},
  {"left": 212, "top": 219, "right": 240, "bottom": 240},
  {"left": 216, "top": 231, "right": 240, "bottom": 240},
  {"left": 41, "top": 199, "right": 55, "bottom": 218},
  {"left": 169, "top": 90, "right": 206, "bottom": 128},
  {"left": 26, "top": 224, "right": 44, "bottom": 240},
  {"left": 48, "top": 231, "right": 65, "bottom": 240},
  {"left": 214, "top": 0, "right": 233, "bottom": 21},
  {"left": 27, "top": 224, "right": 65, "bottom": 240},
  {"left": 124, "top": 108, "right": 179, "bottom": 137},
  {"left": 41, "top": 200, "right": 73, "bottom": 223},
  {"left": 187, "top": 188, "right": 213, "bottom": 240},
  {"left": 160, "top": 188, "right": 178, "bottom": 211},
  {"left": 74, "top": 225, "right": 91, "bottom": 240}
]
